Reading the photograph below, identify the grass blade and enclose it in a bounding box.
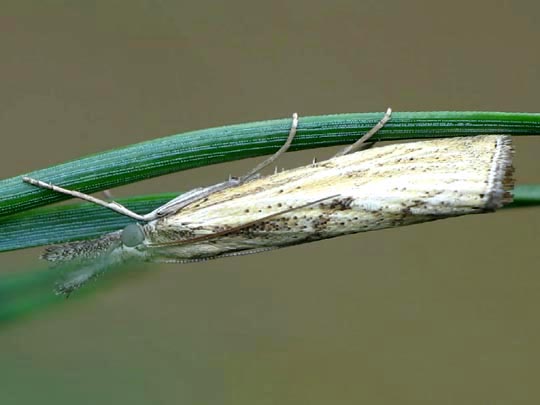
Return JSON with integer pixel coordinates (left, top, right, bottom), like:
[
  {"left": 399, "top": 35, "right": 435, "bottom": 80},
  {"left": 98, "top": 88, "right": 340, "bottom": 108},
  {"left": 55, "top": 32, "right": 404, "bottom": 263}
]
[
  {"left": 1, "top": 185, "right": 538, "bottom": 253},
  {"left": 2, "top": 111, "right": 540, "bottom": 218}
]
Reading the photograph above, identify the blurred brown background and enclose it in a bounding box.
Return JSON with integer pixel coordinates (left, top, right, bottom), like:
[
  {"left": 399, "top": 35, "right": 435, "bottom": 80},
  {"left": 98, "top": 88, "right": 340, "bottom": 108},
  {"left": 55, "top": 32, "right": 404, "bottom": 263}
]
[{"left": 1, "top": 1, "right": 539, "bottom": 404}]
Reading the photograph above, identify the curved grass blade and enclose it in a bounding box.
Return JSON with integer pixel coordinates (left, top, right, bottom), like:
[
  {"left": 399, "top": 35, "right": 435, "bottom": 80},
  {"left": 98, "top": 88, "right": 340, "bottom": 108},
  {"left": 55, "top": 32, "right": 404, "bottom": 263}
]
[
  {"left": 1, "top": 111, "right": 538, "bottom": 325},
  {"left": 2, "top": 111, "right": 540, "bottom": 218}
]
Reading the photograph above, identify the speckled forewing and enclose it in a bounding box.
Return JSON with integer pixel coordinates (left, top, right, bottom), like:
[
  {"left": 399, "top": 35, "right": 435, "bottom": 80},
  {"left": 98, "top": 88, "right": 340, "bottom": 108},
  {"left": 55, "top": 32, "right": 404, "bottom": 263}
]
[{"left": 142, "top": 136, "right": 513, "bottom": 260}]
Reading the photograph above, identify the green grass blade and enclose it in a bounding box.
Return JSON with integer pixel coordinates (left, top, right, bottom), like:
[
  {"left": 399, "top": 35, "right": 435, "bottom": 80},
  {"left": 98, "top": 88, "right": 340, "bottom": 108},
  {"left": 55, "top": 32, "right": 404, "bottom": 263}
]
[
  {"left": 0, "top": 184, "right": 538, "bottom": 325},
  {"left": 1, "top": 185, "right": 538, "bottom": 253},
  {"left": 508, "top": 185, "right": 540, "bottom": 208},
  {"left": 0, "top": 262, "right": 144, "bottom": 324},
  {"left": 0, "top": 268, "right": 62, "bottom": 323},
  {"left": 0, "top": 111, "right": 538, "bottom": 324},
  {"left": 2, "top": 111, "right": 540, "bottom": 218},
  {"left": 0, "top": 194, "right": 174, "bottom": 252}
]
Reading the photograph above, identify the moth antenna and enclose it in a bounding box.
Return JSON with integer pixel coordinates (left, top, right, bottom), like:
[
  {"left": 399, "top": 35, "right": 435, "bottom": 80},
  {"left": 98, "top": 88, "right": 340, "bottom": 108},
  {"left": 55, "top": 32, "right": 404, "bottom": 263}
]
[
  {"left": 22, "top": 177, "right": 151, "bottom": 221},
  {"left": 149, "top": 247, "right": 280, "bottom": 264}
]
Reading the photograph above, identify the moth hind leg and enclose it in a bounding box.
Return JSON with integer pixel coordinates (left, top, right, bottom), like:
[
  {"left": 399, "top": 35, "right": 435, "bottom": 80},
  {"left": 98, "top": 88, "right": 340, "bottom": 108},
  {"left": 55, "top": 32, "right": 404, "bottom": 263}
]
[
  {"left": 239, "top": 112, "right": 299, "bottom": 182},
  {"left": 333, "top": 107, "right": 392, "bottom": 157}
]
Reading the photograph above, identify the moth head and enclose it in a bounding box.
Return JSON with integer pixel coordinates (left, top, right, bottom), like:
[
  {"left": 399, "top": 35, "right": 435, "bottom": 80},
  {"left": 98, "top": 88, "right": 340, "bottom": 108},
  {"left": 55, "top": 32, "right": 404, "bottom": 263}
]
[{"left": 121, "top": 223, "right": 146, "bottom": 248}]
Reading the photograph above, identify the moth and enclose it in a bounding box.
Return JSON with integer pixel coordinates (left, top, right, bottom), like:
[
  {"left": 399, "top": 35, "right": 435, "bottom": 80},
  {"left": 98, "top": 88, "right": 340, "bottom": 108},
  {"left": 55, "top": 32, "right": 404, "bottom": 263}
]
[{"left": 23, "top": 109, "right": 514, "bottom": 295}]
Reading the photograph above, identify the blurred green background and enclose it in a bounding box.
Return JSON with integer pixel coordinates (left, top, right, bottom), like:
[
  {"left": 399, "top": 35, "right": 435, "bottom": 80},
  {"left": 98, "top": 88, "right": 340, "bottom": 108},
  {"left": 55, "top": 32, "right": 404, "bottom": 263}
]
[{"left": 1, "top": 1, "right": 539, "bottom": 404}]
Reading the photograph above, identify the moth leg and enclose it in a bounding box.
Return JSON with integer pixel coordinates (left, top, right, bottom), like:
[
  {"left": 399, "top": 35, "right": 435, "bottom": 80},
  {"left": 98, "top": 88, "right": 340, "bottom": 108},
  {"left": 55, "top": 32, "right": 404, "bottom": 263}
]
[
  {"left": 155, "top": 113, "right": 300, "bottom": 216},
  {"left": 22, "top": 176, "right": 150, "bottom": 221},
  {"left": 333, "top": 107, "right": 392, "bottom": 157},
  {"left": 239, "top": 112, "right": 299, "bottom": 182},
  {"left": 102, "top": 189, "right": 115, "bottom": 200}
]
